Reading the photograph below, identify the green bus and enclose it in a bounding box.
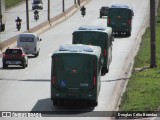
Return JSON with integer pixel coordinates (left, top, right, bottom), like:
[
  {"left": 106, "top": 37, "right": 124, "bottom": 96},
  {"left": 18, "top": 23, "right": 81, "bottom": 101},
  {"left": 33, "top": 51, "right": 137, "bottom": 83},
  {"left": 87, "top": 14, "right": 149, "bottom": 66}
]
[
  {"left": 72, "top": 25, "right": 113, "bottom": 74},
  {"left": 51, "top": 44, "right": 102, "bottom": 106},
  {"left": 107, "top": 4, "right": 134, "bottom": 37}
]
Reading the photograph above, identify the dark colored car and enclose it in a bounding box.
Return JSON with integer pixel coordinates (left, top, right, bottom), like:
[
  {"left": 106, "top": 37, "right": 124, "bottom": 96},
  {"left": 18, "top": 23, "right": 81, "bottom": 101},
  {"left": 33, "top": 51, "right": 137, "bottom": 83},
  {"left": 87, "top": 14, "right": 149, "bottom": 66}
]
[
  {"left": 100, "top": 6, "right": 109, "bottom": 18},
  {"left": 2, "top": 47, "right": 28, "bottom": 69}
]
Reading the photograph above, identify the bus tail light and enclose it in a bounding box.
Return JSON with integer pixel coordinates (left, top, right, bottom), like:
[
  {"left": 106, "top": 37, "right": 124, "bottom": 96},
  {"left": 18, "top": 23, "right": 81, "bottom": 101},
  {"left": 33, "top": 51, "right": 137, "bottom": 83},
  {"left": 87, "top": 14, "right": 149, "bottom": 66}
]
[
  {"left": 108, "top": 18, "right": 110, "bottom": 24},
  {"left": 52, "top": 57, "right": 56, "bottom": 85},
  {"left": 104, "top": 49, "right": 107, "bottom": 56},
  {"left": 52, "top": 76, "right": 56, "bottom": 85},
  {"left": 128, "top": 20, "right": 131, "bottom": 25},
  {"left": 93, "top": 59, "right": 97, "bottom": 86}
]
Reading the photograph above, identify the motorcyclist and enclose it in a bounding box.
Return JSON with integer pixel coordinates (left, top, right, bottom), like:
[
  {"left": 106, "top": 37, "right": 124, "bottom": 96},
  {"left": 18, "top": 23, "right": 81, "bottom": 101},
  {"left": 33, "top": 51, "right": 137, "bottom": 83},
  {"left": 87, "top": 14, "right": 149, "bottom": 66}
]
[
  {"left": 15, "top": 17, "right": 22, "bottom": 25},
  {"left": 80, "top": 6, "right": 86, "bottom": 16},
  {"left": 34, "top": 9, "right": 39, "bottom": 16},
  {"left": 15, "top": 17, "right": 22, "bottom": 31},
  {"left": 0, "top": 15, "right": 5, "bottom": 32},
  {"left": 34, "top": 10, "right": 39, "bottom": 21}
]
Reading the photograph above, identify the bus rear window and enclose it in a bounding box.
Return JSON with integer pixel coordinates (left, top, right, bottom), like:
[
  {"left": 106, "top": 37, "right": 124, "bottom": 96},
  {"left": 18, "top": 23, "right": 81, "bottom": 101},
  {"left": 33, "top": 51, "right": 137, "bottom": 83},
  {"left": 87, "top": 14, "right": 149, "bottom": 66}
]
[
  {"left": 20, "top": 37, "right": 34, "bottom": 42},
  {"left": 54, "top": 54, "right": 93, "bottom": 73},
  {"left": 109, "top": 8, "right": 130, "bottom": 19},
  {"left": 73, "top": 32, "right": 106, "bottom": 47}
]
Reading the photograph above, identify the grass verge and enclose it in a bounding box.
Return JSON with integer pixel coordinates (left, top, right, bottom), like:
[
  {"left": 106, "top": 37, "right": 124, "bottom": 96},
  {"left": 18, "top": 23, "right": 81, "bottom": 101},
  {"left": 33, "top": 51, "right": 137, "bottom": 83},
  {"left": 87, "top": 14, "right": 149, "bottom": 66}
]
[
  {"left": 119, "top": 3, "right": 160, "bottom": 111},
  {"left": 5, "top": 0, "right": 25, "bottom": 9}
]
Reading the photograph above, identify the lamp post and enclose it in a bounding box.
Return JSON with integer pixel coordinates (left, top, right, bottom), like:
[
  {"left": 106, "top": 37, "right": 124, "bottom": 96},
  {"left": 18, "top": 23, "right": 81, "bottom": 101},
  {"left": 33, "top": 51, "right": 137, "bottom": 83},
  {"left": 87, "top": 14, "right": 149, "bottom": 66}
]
[
  {"left": 150, "top": 0, "right": 157, "bottom": 68},
  {"left": 48, "top": 0, "right": 50, "bottom": 23},
  {"left": 62, "top": 0, "right": 65, "bottom": 12},
  {"left": 26, "top": 0, "right": 29, "bottom": 30}
]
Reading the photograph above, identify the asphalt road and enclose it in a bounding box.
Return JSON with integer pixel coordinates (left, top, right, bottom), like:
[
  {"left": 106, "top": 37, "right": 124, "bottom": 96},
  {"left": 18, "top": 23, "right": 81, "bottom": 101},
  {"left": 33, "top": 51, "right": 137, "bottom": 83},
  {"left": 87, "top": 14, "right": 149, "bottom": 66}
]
[{"left": 0, "top": 0, "right": 150, "bottom": 120}]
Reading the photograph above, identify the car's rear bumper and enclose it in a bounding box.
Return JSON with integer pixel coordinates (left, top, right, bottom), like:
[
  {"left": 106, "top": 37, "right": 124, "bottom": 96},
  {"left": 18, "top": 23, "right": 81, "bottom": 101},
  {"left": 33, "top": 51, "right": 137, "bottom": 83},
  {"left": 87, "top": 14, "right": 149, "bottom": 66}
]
[{"left": 3, "top": 59, "right": 25, "bottom": 65}]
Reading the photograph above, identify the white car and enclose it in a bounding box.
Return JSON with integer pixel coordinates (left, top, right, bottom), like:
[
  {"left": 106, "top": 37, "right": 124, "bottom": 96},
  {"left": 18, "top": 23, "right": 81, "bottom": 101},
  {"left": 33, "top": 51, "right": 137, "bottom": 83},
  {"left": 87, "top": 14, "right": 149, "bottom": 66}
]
[
  {"left": 17, "top": 33, "right": 42, "bottom": 57},
  {"left": 32, "top": 0, "right": 43, "bottom": 10}
]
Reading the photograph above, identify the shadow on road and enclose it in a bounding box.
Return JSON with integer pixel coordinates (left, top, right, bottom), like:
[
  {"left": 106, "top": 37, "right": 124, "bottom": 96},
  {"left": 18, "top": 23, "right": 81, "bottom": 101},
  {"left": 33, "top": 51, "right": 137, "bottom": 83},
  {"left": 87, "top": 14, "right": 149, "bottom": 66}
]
[
  {"left": 0, "top": 66, "right": 24, "bottom": 70},
  {"left": 101, "top": 78, "right": 129, "bottom": 82},
  {"left": 31, "top": 98, "right": 95, "bottom": 117},
  {"left": 0, "top": 78, "right": 130, "bottom": 83}
]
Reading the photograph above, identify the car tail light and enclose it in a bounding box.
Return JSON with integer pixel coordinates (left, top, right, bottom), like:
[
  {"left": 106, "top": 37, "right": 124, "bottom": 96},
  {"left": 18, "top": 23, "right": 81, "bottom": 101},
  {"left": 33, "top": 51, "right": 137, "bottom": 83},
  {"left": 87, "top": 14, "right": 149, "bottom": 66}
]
[
  {"left": 22, "top": 53, "right": 26, "bottom": 57},
  {"left": 104, "top": 49, "right": 107, "bottom": 56},
  {"left": 3, "top": 54, "right": 6, "bottom": 58}
]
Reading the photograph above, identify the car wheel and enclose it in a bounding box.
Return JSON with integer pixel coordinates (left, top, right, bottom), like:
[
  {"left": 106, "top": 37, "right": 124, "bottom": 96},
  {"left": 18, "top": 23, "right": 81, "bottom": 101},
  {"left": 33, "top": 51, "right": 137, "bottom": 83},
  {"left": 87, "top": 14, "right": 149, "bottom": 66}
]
[
  {"left": 3, "top": 63, "right": 7, "bottom": 69},
  {"left": 25, "top": 60, "right": 28, "bottom": 67},
  {"left": 35, "top": 51, "right": 39, "bottom": 57},
  {"left": 88, "top": 100, "right": 98, "bottom": 107},
  {"left": 22, "top": 61, "right": 26, "bottom": 69},
  {"left": 53, "top": 100, "right": 59, "bottom": 106},
  {"left": 126, "top": 32, "right": 131, "bottom": 37}
]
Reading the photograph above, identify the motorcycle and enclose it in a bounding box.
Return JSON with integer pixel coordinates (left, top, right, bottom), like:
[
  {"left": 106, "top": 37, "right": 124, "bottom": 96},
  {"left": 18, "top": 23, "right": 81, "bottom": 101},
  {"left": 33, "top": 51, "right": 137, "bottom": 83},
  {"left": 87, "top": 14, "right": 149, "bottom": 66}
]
[
  {"left": 34, "top": 14, "right": 39, "bottom": 21},
  {"left": 16, "top": 22, "right": 21, "bottom": 31},
  {"left": 0, "top": 23, "right": 5, "bottom": 32},
  {"left": 80, "top": 6, "right": 86, "bottom": 17},
  {"left": 81, "top": 10, "right": 86, "bottom": 17}
]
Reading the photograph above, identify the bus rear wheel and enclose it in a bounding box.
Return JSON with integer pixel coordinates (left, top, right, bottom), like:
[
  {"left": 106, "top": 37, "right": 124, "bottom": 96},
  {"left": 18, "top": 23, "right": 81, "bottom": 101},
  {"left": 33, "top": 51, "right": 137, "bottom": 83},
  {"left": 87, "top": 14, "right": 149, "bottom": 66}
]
[
  {"left": 88, "top": 100, "right": 98, "bottom": 107},
  {"left": 126, "top": 32, "right": 131, "bottom": 37},
  {"left": 53, "top": 100, "right": 64, "bottom": 106}
]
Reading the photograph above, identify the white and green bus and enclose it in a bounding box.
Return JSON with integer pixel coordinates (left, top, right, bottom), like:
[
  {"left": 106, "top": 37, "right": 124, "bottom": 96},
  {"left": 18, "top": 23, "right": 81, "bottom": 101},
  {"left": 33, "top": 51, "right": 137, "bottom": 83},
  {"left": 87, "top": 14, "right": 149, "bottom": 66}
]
[
  {"left": 72, "top": 25, "right": 114, "bottom": 75},
  {"left": 51, "top": 44, "right": 102, "bottom": 106}
]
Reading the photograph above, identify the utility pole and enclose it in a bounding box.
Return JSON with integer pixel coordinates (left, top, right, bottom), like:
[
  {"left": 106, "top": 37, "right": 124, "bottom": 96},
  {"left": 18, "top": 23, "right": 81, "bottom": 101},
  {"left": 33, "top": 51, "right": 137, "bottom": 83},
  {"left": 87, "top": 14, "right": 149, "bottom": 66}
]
[
  {"left": 78, "top": 0, "right": 80, "bottom": 6},
  {"left": 150, "top": 0, "right": 157, "bottom": 68},
  {"left": 62, "top": 0, "right": 65, "bottom": 13},
  {"left": 26, "top": 0, "right": 29, "bottom": 30},
  {"left": 48, "top": 0, "right": 50, "bottom": 23}
]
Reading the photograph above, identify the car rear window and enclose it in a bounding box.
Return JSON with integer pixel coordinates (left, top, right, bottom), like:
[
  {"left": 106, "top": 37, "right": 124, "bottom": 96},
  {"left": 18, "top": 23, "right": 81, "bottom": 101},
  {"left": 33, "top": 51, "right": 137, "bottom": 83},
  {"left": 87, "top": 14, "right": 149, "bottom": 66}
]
[{"left": 6, "top": 49, "right": 22, "bottom": 54}]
